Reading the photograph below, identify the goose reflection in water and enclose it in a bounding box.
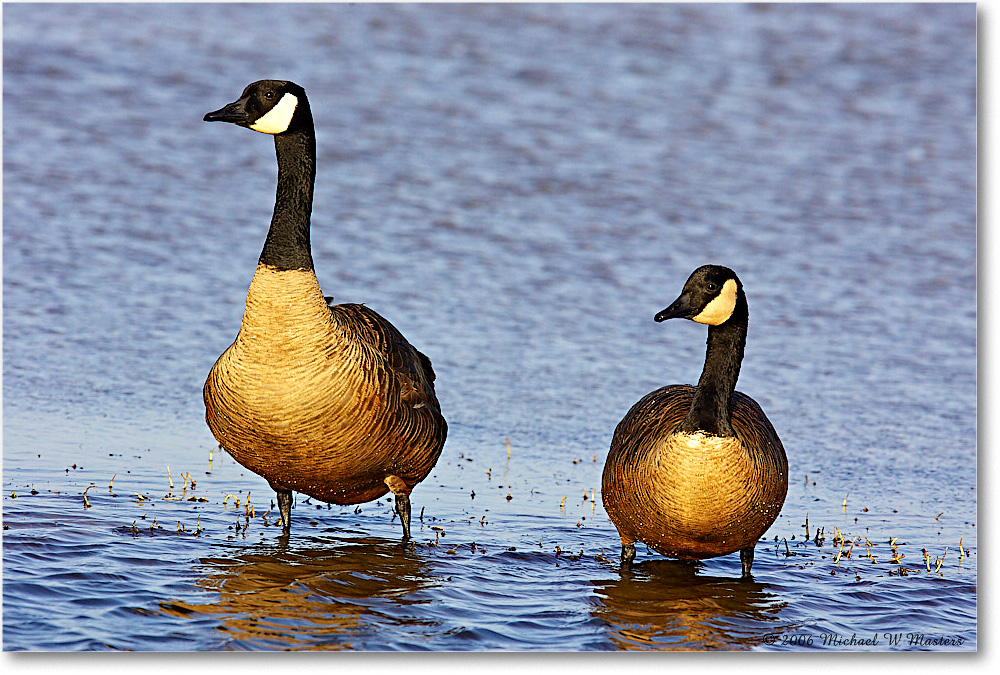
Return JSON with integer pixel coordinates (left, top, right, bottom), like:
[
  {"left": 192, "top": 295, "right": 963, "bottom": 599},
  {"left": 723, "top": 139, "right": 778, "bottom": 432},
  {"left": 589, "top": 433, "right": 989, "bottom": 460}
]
[
  {"left": 591, "top": 559, "right": 789, "bottom": 650},
  {"left": 159, "top": 536, "right": 437, "bottom": 650}
]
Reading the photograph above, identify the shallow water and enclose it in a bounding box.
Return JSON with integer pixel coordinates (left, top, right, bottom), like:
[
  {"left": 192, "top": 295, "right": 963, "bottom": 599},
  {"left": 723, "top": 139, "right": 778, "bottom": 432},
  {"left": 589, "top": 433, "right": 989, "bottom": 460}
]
[{"left": 3, "top": 3, "right": 976, "bottom": 651}]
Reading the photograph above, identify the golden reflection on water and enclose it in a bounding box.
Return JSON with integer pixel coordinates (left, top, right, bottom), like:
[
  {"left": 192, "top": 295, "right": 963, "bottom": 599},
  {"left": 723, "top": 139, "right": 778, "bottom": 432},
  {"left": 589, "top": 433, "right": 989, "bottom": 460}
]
[
  {"left": 591, "top": 559, "right": 788, "bottom": 650},
  {"left": 160, "top": 535, "right": 438, "bottom": 650}
]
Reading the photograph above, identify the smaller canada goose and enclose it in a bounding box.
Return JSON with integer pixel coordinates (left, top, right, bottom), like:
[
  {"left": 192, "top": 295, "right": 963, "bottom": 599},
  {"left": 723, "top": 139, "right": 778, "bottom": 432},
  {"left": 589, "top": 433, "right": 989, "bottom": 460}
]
[
  {"left": 202, "top": 80, "right": 447, "bottom": 539},
  {"left": 601, "top": 265, "right": 787, "bottom": 577}
]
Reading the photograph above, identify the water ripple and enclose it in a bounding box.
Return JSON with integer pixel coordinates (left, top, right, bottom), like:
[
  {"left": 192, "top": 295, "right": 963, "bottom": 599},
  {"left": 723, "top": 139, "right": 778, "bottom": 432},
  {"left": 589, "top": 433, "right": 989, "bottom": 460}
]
[{"left": 4, "top": 1, "right": 976, "bottom": 651}]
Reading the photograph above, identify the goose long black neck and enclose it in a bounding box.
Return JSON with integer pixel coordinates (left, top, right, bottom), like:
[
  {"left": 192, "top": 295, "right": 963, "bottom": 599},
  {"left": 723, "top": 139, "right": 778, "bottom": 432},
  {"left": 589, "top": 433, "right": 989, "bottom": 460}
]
[
  {"left": 259, "top": 118, "right": 317, "bottom": 271},
  {"left": 679, "top": 297, "right": 749, "bottom": 437}
]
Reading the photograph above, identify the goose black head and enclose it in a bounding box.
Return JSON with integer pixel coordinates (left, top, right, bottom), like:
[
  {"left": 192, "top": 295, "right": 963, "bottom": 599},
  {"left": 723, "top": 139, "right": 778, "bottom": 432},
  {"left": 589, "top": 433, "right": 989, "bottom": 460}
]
[
  {"left": 655, "top": 265, "right": 743, "bottom": 326},
  {"left": 204, "top": 80, "right": 310, "bottom": 135}
]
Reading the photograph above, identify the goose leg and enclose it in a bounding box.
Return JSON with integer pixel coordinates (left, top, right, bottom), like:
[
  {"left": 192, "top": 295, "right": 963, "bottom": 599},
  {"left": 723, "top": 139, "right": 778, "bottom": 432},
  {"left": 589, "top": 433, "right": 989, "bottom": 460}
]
[
  {"left": 740, "top": 546, "right": 755, "bottom": 578},
  {"left": 384, "top": 475, "right": 412, "bottom": 541},
  {"left": 395, "top": 493, "right": 411, "bottom": 540},
  {"left": 621, "top": 542, "right": 636, "bottom": 569},
  {"left": 275, "top": 488, "right": 293, "bottom": 532}
]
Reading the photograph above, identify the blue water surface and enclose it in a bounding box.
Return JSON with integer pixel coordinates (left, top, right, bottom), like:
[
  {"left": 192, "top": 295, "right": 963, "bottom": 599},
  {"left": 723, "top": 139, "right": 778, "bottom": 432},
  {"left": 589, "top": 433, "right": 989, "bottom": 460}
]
[{"left": 3, "top": 2, "right": 976, "bottom": 652}]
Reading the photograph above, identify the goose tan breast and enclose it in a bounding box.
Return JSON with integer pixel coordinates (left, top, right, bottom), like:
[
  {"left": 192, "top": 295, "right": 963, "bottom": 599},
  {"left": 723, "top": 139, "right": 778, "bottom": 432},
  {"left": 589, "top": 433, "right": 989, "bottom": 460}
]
[
  {"left": 206, "top": 265, "right": 373, "bottom": 450},
  {"left": 651, "top": 432, "right": 752, "bottom": 533},
  {"left": 627, "top": 431, "right": 780, "bottom": 557}
]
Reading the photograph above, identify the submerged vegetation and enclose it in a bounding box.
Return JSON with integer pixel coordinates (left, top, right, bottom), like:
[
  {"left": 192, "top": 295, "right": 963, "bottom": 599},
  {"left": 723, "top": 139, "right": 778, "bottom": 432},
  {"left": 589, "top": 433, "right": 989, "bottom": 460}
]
[
  {"left": 3, "top": 435, "right": 976, "bottom": 589},
  {"left": 11, "top": 439, "right": 970, "bottom": 590}
]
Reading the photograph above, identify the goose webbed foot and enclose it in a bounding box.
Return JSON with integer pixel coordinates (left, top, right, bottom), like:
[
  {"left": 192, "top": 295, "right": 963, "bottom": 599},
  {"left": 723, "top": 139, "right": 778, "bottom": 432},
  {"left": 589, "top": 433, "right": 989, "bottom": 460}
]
[
  {"left": 620, "top": 543, "right": 636, "bottom": 570},
  {"left": 275, "top": 488, "right": 293, "bottom": 533},
  {"left": 395, "top": 493, "right": 411, "bottom": 540},
  {"left": 740, "top": 546, "right": 755, "bottom": 578}
]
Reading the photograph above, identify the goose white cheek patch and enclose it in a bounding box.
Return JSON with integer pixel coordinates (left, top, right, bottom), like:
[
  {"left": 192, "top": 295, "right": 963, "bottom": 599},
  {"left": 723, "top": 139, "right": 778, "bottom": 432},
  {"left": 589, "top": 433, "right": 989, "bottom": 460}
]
[
  {"left": 692, "top": 278, "right": 738, "bottom": 325},
  {"left": 250, "top": 93, "right": 299, "bottom": 134}
]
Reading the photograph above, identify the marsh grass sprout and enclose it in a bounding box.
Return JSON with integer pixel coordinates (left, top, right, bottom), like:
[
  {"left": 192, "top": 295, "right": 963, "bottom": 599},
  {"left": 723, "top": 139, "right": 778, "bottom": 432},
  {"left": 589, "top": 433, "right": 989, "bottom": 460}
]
[
  {"left": 813, "top": 526, "right": 825, "bottom": 546},
  {"left": 933, "top": 547, "right": 948, "bottom": 573}
]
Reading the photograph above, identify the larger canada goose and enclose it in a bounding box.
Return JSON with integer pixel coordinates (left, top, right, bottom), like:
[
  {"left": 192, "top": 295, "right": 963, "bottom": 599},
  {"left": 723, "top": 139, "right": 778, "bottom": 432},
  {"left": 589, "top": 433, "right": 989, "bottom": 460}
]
[
  {"left": 202, "top": 80, "right": 447, "bottom": 539},
  {"left": 601, "top": 265, "right": 787, "bottom": 577}
]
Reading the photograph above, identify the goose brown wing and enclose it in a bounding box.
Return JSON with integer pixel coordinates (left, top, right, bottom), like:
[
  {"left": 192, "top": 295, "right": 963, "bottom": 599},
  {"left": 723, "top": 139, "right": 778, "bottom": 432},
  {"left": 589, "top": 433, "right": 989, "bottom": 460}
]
[
  {"left": 609, "top": 384, "right": 693, "bottom": 457},
  {"left": 730, "top": 391, "right": 787, "bottom": 472},
  {"left": 602, "top": 385, "right": 693, "bottom": 546},
  {"left": 327, "top": 301, "right": 442, "bottom": 413},
  {"left": 610, "top": 386, "right": 784, "bottom": 461}
]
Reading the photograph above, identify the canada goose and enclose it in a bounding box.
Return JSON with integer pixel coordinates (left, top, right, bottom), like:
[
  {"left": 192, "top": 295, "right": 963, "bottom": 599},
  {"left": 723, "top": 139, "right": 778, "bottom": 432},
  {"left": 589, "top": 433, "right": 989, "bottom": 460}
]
[
  {"left": 601, "top": 265, "right": 787, "bottom": 577},
  {"left": 202, "top": 80, "right": 447, "bottom": 539}
]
